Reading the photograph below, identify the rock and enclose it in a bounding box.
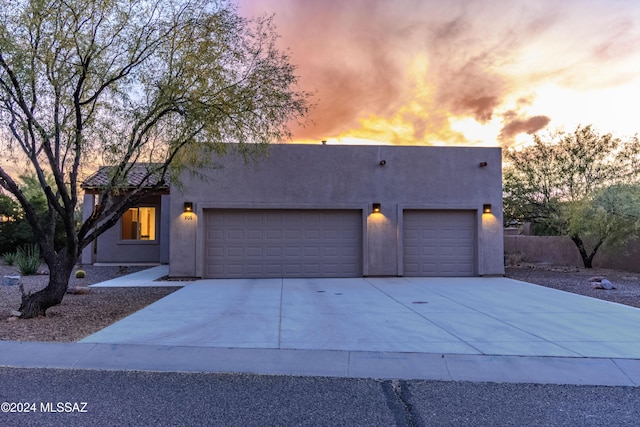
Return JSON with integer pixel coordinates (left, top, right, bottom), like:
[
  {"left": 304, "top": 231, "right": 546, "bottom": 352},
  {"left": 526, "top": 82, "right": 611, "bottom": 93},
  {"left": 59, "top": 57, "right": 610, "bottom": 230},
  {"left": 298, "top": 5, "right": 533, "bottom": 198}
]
[
  {"left": 588, "top": 276, "right": 616, "bottom": 290},
  {"left": 67, "top": 286, "right": 91, "bottom": 295},
  {"left": 600, "top": 279, "right": 616, "bottom": 290},
  {"left": 2, "top": 275, "right": 20, "bottom": 286},
  {"left": 592, "top": 279, "right": 616, "bottom": 290},
  {"left": 6, "top": 316, "right": 18, "bottom": 322},
  {"left": 9, "top": 310, "right": 22, "bottom": 317}
]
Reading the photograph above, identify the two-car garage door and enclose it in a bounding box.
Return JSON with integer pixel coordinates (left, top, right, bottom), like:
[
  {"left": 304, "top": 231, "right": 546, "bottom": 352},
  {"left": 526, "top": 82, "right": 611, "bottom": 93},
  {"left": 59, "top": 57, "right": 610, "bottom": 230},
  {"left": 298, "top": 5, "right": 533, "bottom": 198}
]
[{"left": 204, "top": 209, "right": 362, "bottom": 278}]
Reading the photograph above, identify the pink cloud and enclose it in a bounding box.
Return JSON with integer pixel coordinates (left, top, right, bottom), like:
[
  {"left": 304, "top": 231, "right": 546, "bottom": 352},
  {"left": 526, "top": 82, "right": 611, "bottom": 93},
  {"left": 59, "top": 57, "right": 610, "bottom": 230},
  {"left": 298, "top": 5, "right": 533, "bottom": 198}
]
[{"left": 239, "top": 0, "right": 640, "bottom": 144}]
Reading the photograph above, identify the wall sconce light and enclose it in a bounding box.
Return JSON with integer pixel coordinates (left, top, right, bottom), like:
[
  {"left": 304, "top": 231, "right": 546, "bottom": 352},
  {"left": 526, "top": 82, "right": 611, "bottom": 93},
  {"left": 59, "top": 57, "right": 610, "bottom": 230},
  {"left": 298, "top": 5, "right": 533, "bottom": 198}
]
[
  {"left": 479, "top": 162, "right": 488, "bottom": 167},
  {"left": 184, "top": 202, "right": 193, "bottom": 213},
  {"left": 372, "top": 203, "right": 381, "bottom": 213},
  {"left": 483, "top": 204, "right": 492, "bottom": 214}
]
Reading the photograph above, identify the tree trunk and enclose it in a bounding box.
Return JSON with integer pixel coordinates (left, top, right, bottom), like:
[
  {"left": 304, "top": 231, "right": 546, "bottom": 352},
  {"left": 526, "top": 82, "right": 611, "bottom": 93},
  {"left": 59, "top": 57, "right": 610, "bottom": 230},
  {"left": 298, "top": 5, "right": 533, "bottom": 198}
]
[
  {"left": 570, "top": 235, "right": 604, "bottom": 269},
  {"left": 19, "top": 256, "right": 75, "bottom": 318}
]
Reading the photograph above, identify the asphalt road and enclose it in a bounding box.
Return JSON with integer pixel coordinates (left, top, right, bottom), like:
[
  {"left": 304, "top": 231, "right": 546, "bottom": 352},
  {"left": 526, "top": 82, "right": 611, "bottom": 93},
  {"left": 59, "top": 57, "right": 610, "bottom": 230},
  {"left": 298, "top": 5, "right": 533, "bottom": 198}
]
[{"left": 1, "top": 367, "right": 639, "bottom": 426}]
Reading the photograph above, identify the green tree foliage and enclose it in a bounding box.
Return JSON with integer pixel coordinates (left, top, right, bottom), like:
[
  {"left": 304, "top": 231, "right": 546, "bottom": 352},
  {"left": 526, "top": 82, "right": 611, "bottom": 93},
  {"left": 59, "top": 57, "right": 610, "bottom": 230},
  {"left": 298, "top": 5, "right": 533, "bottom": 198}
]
[
  {"left": 0, "top": 174, "right": 68, "bottom": 254},
  {"left": 0, "top": 191, "right": 28, "bottom": 254},
  {"left": 0, "top": 191, "right": 18, "bottom": 221},
  {"left": 0, "top": 0, "right": 309, "bottom": 317},
  {"left": 503, "top": 125, "right": 640, "bottom": 268}
]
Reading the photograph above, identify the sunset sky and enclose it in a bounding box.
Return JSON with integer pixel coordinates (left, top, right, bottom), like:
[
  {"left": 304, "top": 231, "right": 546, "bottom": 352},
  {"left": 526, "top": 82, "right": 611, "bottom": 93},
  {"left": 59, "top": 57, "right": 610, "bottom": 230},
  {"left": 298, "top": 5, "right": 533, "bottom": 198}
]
[{"left": 239, "top": 0, "right": 640, "bottom": 147}]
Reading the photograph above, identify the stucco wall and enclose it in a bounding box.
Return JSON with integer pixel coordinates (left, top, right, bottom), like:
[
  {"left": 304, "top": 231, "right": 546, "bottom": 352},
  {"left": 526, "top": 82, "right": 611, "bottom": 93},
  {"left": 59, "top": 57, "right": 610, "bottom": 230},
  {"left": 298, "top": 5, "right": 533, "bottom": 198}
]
[
  {"left": 170, "top": 144, "right": 504, "bottom": 277},
  {"left": 505, "top": 235, "right": 640, "bottom": 273},
  {"left": 90, "top": 194, "right": 165, "bottom": 264}
]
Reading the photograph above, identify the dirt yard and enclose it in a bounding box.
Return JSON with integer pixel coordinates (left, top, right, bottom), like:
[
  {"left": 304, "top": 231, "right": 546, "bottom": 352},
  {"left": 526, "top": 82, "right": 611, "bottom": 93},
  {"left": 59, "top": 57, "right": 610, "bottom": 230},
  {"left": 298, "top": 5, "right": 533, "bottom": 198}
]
[{"left": 0, "top": 264, "right": 178, "bottom": 341}]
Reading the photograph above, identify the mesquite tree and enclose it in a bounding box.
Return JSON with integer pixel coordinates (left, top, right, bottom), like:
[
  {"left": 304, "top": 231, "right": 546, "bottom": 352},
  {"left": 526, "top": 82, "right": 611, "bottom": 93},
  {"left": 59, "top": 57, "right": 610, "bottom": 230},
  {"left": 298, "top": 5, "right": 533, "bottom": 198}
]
[
  {"left": 0, "top": 0, "right": 309, "bottom": 318},
  {"left": 503, "top": 125, "right": 640, "bottom": 268}
]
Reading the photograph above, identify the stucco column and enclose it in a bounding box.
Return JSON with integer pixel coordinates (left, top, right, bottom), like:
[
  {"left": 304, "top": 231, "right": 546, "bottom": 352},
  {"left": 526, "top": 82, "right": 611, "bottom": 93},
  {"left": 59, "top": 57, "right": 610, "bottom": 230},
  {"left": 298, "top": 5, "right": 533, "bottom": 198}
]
[
  {"left": 366, "top": 208, "right": 398, "bottom": 276},
  {"left": 80, "top": 193, "right": 95, "bottom": 265},
  {"left": 169, "top": 202, "right": 198, "bottom": 277},
  {"left": 480, "top": 210, "right": 505, "bottom": 275},
  {"left": 160, "top": 194, "right": 170, "bottom": 264}
]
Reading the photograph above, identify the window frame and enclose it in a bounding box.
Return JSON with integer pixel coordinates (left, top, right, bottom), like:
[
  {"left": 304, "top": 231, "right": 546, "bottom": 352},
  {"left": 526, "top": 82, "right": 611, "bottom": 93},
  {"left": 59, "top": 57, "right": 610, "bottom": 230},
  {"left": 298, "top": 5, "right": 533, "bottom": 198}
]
[{"left": 120, "top": 206, "right": 158, "bottom": 242}]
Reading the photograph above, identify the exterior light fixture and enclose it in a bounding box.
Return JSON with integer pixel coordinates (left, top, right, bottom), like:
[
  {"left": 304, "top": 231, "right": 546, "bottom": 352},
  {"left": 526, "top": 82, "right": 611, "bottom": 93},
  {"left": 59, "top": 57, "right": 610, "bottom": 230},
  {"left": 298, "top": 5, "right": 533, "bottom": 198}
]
[
  {"left": 184, "top": 202, "right": 193, "bottom": 213},
  {"left": 479, "top": 162, "right": 488, "bottom": 167},
  {"left": 372, "top": 203, "right": 381, "bottom": 213},
  {"left": 483, "top": 204, "right": 492, "bottom": 214}
]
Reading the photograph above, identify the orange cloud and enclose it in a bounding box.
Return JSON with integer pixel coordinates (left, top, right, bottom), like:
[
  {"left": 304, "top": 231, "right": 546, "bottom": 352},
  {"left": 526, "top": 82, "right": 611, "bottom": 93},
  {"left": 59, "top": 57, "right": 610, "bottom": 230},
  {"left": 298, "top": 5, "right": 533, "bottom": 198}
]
[{"left": 240, "top": 0, "right": 640, "bottom": 146}]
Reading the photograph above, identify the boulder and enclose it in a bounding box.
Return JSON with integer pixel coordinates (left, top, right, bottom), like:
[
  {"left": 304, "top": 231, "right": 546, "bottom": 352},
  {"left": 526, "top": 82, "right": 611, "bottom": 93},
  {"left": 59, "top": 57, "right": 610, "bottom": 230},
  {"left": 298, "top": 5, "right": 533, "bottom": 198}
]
[{"left": 2, "top": 275, "right": 20, "bottom": 286}]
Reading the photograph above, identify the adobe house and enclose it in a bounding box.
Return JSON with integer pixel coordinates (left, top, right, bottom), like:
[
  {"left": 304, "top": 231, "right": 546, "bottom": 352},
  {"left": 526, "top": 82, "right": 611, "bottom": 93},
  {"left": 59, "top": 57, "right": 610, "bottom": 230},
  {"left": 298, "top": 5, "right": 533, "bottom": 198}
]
[
  {"left": 167, "top": 144, "right": 505, "bottom": 278},
  {"left": 81, "top": 144, "right": 504, "bottom": 277}
]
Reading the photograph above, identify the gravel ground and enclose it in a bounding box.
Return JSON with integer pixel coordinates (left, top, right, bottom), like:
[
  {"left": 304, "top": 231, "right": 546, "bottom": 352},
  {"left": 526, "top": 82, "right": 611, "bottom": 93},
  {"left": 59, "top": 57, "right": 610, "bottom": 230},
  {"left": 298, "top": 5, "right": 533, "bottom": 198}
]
[
  {"left": 0, "top": 263, "right": 178, "bottom": 342},
  {"left": 506, "top": 263, "right": 640, "bottom": 309},
  {"left": 1, "top": 261, "right": 639, "bottom": 343}
]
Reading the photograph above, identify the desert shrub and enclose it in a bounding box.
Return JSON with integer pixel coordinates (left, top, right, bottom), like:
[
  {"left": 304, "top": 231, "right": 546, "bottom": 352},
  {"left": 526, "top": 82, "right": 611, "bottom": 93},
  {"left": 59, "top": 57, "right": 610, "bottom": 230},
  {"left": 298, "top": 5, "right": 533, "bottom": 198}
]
[
  {"left": 15, "top": 244, "right": 41, "bottom": 276},
  {"left": 2, "top": 251, "right": 17, "bottom": 266},
  {"left": 505, "top": 251, "right": 525, "bottom": 267}
]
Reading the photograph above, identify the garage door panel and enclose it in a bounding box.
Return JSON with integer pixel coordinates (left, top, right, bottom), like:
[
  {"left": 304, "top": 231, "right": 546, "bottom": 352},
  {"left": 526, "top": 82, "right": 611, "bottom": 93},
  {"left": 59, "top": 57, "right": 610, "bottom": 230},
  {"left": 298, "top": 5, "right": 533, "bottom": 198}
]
[
  {"left": 301, "top": 265, "right": 319, "bottom": 275},
  {"left": 264, "top": 247, "right": 281, "bottom": 256},
  {"left": 284, "top": 246, "right": 302, "bottom": 257},
  {"left": 305, "top": 230, "right": 321, "bottom": 239},
  {"left": 304, "top": 247, "right": 321, "bottom": 257},
  {"left": 227, "top": 264, "right": 244, "bottom": 275},
  {"left": 264, "top": 230, "right": 280, "bottom": 240},
  {"left": 209, "top": 229, "right": 223, "bottom": 240},
  {"left": 285, "top": 230, "right": 302, "bottom": 240},
  {"left": 225, "top": 247, "right": 241, "bottom": 257},
  {"left": 340, "top": 230, "right": 359, "bottom": 240},
  {"left": 245, "top": 230, "right": 261, "bottom": 240},
  {"left": 265, "top": 264, "right": 283, "bottom": 274},
  {"left": 226, "top": 229, "right": 243, "bottom": 240},
  {"left": 404, "top": 210, "right": 476, "bottom": 277},
  {"left": 322, "top": 247, "right": 339, "bottom": 256},
  {"left": 205, "top": 209, "right": 362, "bottom": 278},
  {"left": 323, "top": 230, "right": 338, "bottom": 239}
]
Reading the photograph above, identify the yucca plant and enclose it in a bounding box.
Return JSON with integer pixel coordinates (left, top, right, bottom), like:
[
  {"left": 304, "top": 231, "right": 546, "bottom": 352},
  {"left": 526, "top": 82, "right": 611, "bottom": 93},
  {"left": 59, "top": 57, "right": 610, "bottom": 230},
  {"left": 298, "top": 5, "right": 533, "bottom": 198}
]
[
  {"left": 15, "top": 244, "right": 41, "bottom": 276},
  {"left": 1, "top": 251, "right": 17, "bottom": 266}
]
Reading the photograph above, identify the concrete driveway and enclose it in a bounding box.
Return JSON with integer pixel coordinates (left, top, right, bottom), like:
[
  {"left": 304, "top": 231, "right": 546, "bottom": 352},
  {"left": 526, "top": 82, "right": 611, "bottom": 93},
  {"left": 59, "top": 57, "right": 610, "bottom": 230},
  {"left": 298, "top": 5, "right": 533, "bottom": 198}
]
[{"left": 81, "top": 276, "right": 640, "bottom": 359}]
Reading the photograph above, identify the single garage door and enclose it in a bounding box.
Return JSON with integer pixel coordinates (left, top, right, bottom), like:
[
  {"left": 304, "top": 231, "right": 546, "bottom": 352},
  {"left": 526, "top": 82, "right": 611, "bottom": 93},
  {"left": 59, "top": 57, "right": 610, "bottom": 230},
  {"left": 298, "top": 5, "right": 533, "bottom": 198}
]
[
  {"left": 204, "top": 209, "right": 362, "bottom": 278},
  {"left": 403, "top": 210, "right": 476, "bottom": 276}
]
